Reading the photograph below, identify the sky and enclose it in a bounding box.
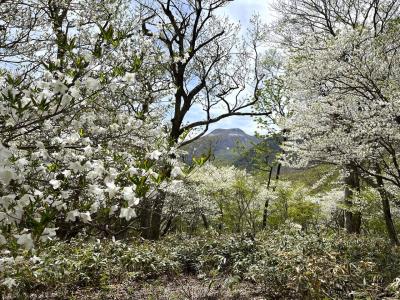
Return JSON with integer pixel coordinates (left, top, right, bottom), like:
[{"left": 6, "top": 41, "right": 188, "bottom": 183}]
[
  {"left": 221, "top": 0, "right": 276, "bottom": 26},
  {"left": 186, "top": 0, "right": 276, "bottom": 136}
]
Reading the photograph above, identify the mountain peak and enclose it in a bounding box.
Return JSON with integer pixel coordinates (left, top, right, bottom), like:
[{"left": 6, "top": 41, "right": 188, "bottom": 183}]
[{"left": 208, "top": 128, "right": 247, "bottom": 136}]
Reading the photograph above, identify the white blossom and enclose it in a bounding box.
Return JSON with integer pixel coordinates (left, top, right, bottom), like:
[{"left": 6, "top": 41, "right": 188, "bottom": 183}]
[
  {"left": 80, "top": 211, "right": 92, "bottom": 223},
  {"left": 122, "top": 187, "right": 136, "bottom": 202},
  {"left": 123, "top": 72, "right": 136, "bottom": 83},
  {"left": 85, "top": 77, "right": 101, "bottom": 91},
  {"left": 0, "top": 168, "right": 16, "bottom": 186},
  {"left": 14, "top": 233, "right": 34, "bottom": 250},
  {"left": 0, "top": 233, "right": 6, "bottom": 245},
  {"left": 66, "top": 210, "right": 80, "bottom": 222},
  {"left": 119, "top": 207, "right": 136, "bottom": 221},
  {"left": 49, "top": 179, "right": 61, "bottom": 189},
  {"left": 2, "top": 278, "right": 17, "bottom": 289},
  {"left": 105, "top": 181, "right": 119, "bottom": 198},
  {"left": 171, "top": 166, "right": 184, "bottom": 178},
  {"left": 148, "top": 150, "right": 162, "bottom": 160},
  {"left": 40, "top": 227, "right": 58, "bottom": 242}
]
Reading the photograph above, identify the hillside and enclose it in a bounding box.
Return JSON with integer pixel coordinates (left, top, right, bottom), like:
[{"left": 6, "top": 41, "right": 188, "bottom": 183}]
[
  {"left": 182, "top": 128, "right": 259, "bottom": 165},
  {"left": 183, "top": 128, "right": 283, "bottom": 170}
]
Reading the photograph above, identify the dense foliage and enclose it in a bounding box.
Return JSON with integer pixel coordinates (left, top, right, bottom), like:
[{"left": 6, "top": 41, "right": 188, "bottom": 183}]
[{"left": 4, "top": 230, "right": 400, "bottom": 299}]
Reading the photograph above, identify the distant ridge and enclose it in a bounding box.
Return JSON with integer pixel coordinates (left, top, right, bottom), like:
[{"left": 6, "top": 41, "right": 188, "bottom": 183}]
[{"left": 207, "top": 128, "right": 251, "bottom": 136}]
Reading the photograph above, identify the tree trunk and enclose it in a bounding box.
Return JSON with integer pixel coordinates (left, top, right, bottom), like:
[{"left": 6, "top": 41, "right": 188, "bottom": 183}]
[
  {"left": 218, "top": 205, "right": 224, "bottom": 232},
  {"left": 139, "top": 193, "right": 165, "bottom": 240},
  {"left": 380, "top": 193, "right": 399, "bottom": 245},
  {"left": 138, "top": 198, "right": 152, "bottom": 239},
  {"left": 343, "top": 164, "right": 361, "bottom": 234},
  {"left": 161, "top": 216, "right": 173, "bottom": 237},
  {"left": 201, "top": 214, "right": 209, "bottom": 230},
  {"left": 142, "top": 163, "right": 173, "bottom": 240},
  {"left": 375, "top": 168, "right": 399, "bottom": 245},
  {"left": 275, "top": 162, "right": 282, "bottom": 182},
  {"left": 336, "top": 209, "right": 345, "bottom": 229},
  {"left": 262, "top": 166, "right": 274, "bottom": 229},
  {"left": 147, "top": 192, "right": 164, "bottom": 240}
]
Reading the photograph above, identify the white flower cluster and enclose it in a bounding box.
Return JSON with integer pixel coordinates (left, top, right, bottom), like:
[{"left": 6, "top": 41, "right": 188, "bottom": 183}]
[
  {"left": 282, "top": 9, "right": 400, "bottom": 188},
  {"left": 0, "top": 0, "right": 176, "bottom": 270}
]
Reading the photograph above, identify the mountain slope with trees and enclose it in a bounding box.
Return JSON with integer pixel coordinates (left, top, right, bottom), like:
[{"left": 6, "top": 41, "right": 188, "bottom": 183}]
[{"left": 183, "top": 128, "right": 260, "bottom": 165}]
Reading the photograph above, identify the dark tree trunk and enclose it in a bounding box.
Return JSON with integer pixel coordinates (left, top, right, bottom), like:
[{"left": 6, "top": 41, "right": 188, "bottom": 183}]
[
  {"left": 139, "top": 193, "right": 165, "bottom": 240},
  {"left": 161, "top": 216, "right": 173, "bottom": 237},
  {"left": 275, "top": 162, "right": 282, "bottom": 182},
  {"left": 142, "top": 163, "right": 173, "bottom": 240},
  {"left": 139, "top": 123, "right": 181, "bottom": 240},
  {"left": 138, "top": 198, "right": 152, "bottom": 239},
  {"left": 218, "top": 206, "right": 224, "bottom": 232},
  {"left": 343, "top": 164, "right": 361, "bottom": 234},
  {"left": 380, "top": 192, "right": 399, "bottom": 245},
  {"left": 375, "top": 168, "right": 399, "bottom": 245},
  {"left": 337, "top": 210, "right": 345, "bottom": 229},
  {"left": 201, "top": 214, "right": 209, "bottom": 230},
  {"left": 147, "top": 192, "right": 165, "bottom": 240},
  {"left": 262, "top": 166, "right": 274, "bottom": 229}
]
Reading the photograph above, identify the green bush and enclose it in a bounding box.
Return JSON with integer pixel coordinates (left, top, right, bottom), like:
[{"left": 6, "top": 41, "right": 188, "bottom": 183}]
[{"left": 2, "top": 230, "right": 400, "bottom": 299}]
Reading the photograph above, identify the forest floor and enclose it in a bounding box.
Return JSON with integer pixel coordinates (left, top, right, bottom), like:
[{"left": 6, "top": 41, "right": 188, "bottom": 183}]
[
  {"left": 50, "top": 276, "right": 271, "bottom": 300},
  {"left": 29, "top": 275, "right": 398, "bottom": 300}
]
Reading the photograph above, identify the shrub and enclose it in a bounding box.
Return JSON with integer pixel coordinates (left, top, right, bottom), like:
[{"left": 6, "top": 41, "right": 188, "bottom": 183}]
[{"left": 2, "top": 229, "right": 399, "bottom": 299}]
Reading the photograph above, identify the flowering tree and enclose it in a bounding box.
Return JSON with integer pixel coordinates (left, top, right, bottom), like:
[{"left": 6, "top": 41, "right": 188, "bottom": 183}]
[
  {"left": 185, "top": 164, "right": 266, "bottom": 233},
  {"left": 0, "top": 0, "right": 179, "bottom": 258},
  {"left": 275, "top": 0, "right": 400, "bottom": 243}
]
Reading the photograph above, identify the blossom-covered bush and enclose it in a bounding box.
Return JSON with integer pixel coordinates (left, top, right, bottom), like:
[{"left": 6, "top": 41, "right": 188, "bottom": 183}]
[
  {"left": 167, "top": 164, "right": 268, "bottom": 233},
  {"left": 0, "top": 1, "right": 181, "bottom": 286}
]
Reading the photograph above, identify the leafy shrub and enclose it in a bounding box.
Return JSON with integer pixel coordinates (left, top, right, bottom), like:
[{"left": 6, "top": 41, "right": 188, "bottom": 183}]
[{"left": 2, "top": 229, "right": 400, "bottom": 299}]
